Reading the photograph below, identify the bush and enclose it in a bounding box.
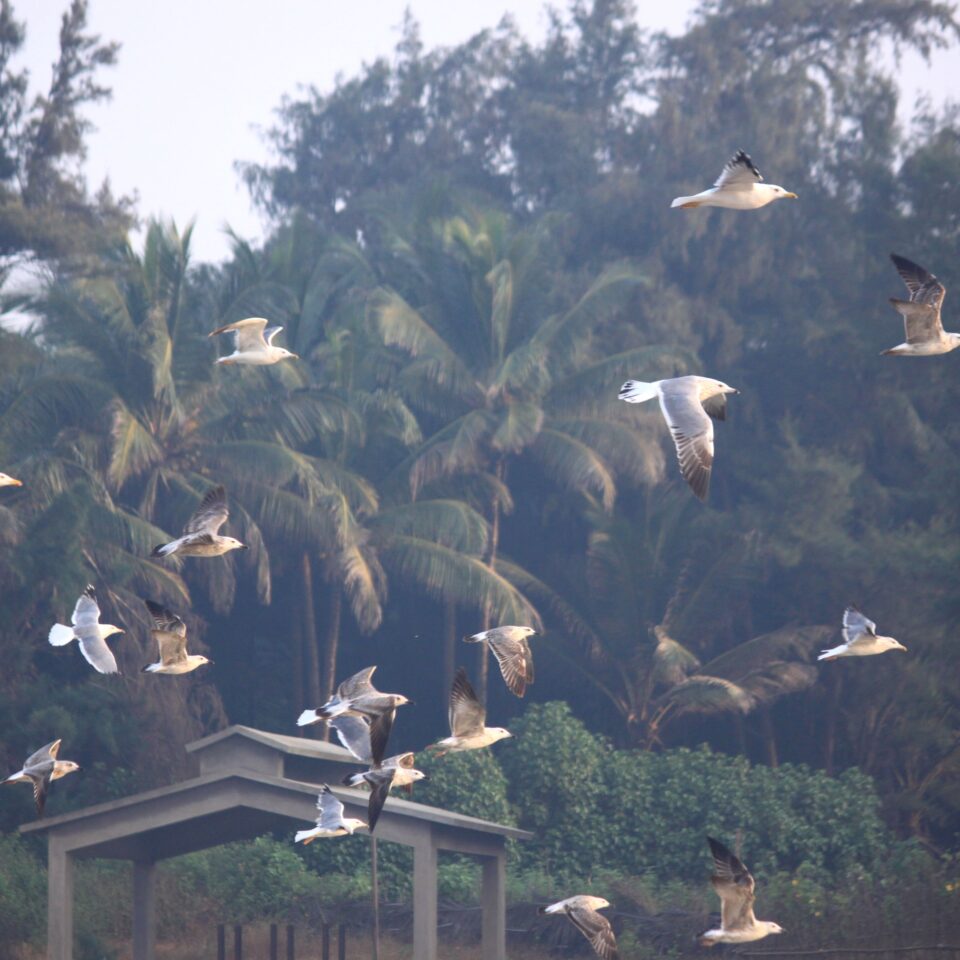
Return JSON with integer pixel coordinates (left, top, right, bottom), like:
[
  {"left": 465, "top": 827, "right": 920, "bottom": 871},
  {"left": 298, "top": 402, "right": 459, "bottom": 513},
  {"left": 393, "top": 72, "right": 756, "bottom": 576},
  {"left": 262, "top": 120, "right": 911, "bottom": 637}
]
[{"left": 0, "top": 834, "right": 46, "bottom": 945}]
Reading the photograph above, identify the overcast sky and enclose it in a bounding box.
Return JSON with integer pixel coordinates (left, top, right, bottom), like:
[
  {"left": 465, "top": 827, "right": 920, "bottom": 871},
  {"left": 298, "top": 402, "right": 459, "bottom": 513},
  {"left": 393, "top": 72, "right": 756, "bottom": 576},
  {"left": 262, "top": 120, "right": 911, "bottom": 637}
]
[{"left": 21, "top": 1, "right": 957, "bottom": 265}]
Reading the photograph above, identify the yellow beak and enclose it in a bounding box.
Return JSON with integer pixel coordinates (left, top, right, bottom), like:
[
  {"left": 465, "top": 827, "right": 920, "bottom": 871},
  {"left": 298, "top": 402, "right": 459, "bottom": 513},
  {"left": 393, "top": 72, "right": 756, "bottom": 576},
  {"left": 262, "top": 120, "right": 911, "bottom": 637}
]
[{"left": 785, "top": 192, "right": 798, "bottom": 199}]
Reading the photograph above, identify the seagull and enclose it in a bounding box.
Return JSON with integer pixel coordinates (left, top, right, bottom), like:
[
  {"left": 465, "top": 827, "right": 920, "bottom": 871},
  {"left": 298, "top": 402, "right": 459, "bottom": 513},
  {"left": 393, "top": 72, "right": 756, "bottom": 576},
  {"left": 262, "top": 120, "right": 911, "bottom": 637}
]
[
  {"left": 3, "top": 739, "right": 80, "bottom": 817},
  {"left": 333, "top": 715, "right": 426, "bottom": 795},
  {"left": 882, "top": 254, "right": 960, "bottom": 356},
  {"left": 297, "top": 667, "right": 411, "bottom": 765},
  {"left": 0, "top": 473, "right": 22, "bottom": 487},
  {"left": 345, "top": 762, "right": 427, "bottom": 833},
  {"left": 209, "top": 317, "right": 299, "bottom": 365},
  {"left": 48, "top": 585, "right": 124, "bottom": 674},
  {"left": 429, "top": 668, "right": 512, "bottom": 755},
  {"left": 671, "top": 150, "right": 797, "bottom": 210},
  {"left": 151, "top": 485, "right": 248, "bottom": 558},
  {"left": 141, "top": 601, "right": 212, "bottom": 674},
  {"left": 818, "top": 607, "right": 906, "bottom": 661},
  {"left": 619, "top": 376, "right": 739, "bottom": 501},
  {"left": 463, "top": 626, "right": 535, "bottom": 697},
  {"left": 699, "top": 837, "right": 783, "bottom": 946},
  {"left": 540, "top": 896, "right": 618, "bottom": 960},
  {"left": 295, "top": 785, "right": 367, "bottom": 843}
]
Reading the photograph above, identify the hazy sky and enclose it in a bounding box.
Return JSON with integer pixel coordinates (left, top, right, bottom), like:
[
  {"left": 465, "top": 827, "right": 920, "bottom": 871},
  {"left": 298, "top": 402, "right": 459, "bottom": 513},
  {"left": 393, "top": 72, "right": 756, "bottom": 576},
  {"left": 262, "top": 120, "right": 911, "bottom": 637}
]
[{"left": 21, "top": 1, "right": 957, "bottom": 265}]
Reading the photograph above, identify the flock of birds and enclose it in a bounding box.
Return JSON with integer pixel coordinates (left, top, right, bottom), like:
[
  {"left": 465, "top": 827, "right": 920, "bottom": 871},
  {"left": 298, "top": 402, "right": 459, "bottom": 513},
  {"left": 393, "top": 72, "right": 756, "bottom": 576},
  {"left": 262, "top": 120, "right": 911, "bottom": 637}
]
[{"left": 0, "top": 148, "right": 947, "bottom": 958}]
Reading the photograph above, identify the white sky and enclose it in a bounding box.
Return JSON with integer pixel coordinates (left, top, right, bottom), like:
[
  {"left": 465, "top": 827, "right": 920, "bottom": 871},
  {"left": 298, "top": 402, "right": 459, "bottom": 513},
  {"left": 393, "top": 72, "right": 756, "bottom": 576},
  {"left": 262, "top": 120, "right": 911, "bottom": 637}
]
[{"left": 19, "top": 1, "right": 958, "bottom": 265}]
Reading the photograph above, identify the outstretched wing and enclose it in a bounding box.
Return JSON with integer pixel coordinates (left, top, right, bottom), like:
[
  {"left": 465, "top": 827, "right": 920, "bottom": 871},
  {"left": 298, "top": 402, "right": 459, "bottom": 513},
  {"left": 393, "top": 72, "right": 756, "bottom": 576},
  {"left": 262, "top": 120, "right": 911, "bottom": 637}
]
[
  {"left": 210, "top": 317, "right": 270, "bottom": 352},
  {"left": 146, "top": 600, "right": 188, "bottom": 664},
  {"left": 32, "top": 773, "right": 52, "bottom": 817},
  {"left": 843, "top": 606, "right": 877, "bottom": 646},
  {"left": 658, "top": 380, "right": 715, "bottom": 501},
  {"left": 265, "top": 326, "right": 284, "bottom": 345},
  {"left": 25, "top": 739, "right": 61, "bottom": 769},
  {"left": 330, "top": 715, "right": 374, "bottom": 764},
  {"left": 338, "top": 666, "right": 377, "bottom": 699},
  {"left": 707, "top": 837, "right": 757, "bottom": 933},
  {"left": 449, "top": 668, "right": 486, "bottom": 738},
  {"left": 316, "top": 785, "right": 346, "bottom": 830},
  {"left": 891, "top": 254, "right": 946, "bottom": 310},
  {"left": 566, "top": 906, "right": 619, "bottom": 960},
  {"left": 368, "top": 710, "right": 396, "bottom": 767},
  {"left": 184, "top": 486, "right": 229, "bottom": 536},
  {"left": 72, "top": 585, "right": 100, "bottom": 630},
  {"left": 365, "top": 768, "right": 396, "bottom": 833},
  {"left": 486, "top": 630, "right": 535, "bottom": 698},
  {"left": 715, "top": 150, "right": 763, "bottom": 190}
]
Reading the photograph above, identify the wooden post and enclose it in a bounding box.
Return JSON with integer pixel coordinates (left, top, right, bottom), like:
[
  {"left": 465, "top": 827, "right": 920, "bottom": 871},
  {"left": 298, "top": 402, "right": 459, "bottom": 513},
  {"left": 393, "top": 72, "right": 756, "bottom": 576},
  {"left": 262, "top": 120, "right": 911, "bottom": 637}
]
[
  {"left": 132, "top": 861, "right": 157, "bottom": 960},
  {"left": 322, "top": 924, "right": 330, "bottom": 960},
  {"left": 413, "top": 837, "right": 438, "bottom": 960},
  {"left": 47, "top": 836, "right": 75, "bottom": 960},
  {"left": 337, "top": 924, "right": 347, "bottom": 960},
  {"left": 371, "top": 837, "right": 381, "bottom": 960},
  {"left": 270, "top": 923, "right": 278, "bottom": 960},
  {"left": 286, "top": 925, "right": 295, "bottom": 960},
  {"left": 217, "top": 925, "right": 226, "bottom": 960},
  {"left": 233, "top": 924, "right": 242, "bottom": 960},
  {"left": 481, "top": 852, "right": 507, "bottom": 960}
]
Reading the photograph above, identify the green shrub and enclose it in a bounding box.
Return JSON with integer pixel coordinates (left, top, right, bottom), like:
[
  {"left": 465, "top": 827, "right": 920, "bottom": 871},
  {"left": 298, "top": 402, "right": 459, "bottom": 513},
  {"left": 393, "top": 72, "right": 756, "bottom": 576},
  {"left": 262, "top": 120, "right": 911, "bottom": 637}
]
[{"left": 0, "top": 834, "right": 46, "bottom": 945}]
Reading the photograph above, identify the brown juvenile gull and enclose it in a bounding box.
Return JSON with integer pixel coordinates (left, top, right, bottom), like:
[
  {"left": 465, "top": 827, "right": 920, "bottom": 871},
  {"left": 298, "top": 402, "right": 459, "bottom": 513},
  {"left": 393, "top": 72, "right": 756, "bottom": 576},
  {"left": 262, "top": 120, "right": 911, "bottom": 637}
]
[
  {"left": 151, "top": 485, "right": 248, "bottom": 558},
  {"left": 818, "top": 606, "right": 906, "bottom": 661},
  {"left": 209, "top": 317, "right": 299, "bottom": 365},
  {"left": 297, "top": 666, "right": 411, "bottom": 765},
  {"left": 463, "top": 626, "right": 536, "bottom": 697},
  {"left": 619, "top": 376, "right": 739, "bottom": 501},
  {"left": 0, "top": 472, "right": 22, "bottom": 487},
  {"left": 428, "top": 668, "right": 512, "bottom": 755},
  {"left": 699, "top": 837, "right": 783, "bottom": 946},
  {"left": 141, "top": 601, "right": 212, "bottom": 674},
  {"left": 294, "top": 785, "right": 366, "bottom": 844},
  {"left": 882, "top": 254, "right": 960, "bottom": 356},
  {"left": 48, "top": 585, "right": 124, "bottom": 674},
  {"left": 3, "top": 739, "right": 80, "bottom": 817},
  {"left": 671, "top": 151, "right": 797, "bottom": 210},
  {"left": 540, "top": 895, "right": 618, "bottom": 960}
]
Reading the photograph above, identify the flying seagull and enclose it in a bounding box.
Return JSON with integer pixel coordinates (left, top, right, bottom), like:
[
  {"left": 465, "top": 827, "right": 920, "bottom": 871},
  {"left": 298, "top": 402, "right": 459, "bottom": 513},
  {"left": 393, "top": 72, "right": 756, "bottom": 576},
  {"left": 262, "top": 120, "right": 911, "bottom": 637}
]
[
  {"left": 209, "top": 317, "right": 299, "bottom": 365},
  {"left": 671, "top": 150, "right": 797, "bottom": 210},
  {"left": 297, "top": 667, "right": 411, "bottom": 765},
  {"left": 294, "top": 785, "right": 367, "bottom": 843},
  {"left": 48, "top": 585, "right": 124, "bottom": 674},
  {"left": 151, "top": 485, "right": 248, "bottom": 558},
  {"left": 699, "top": 837, "right": 783, "bottom": 946},
  {"left": 429, "top": 667, "right": 512, "bottom": 755},
  {"left": 0, "top": 472, "right": 22, "bottom": 487},
  {"left": 540, "top": 896, "right": 618, "bottom": 960},
  {"left": 141, "top": 601, "right": 212, "bottom": 674},
  {"left": 463, "top": 626, "right": 536, "bottom": 697},
  {"left": 882, "top": 254, "right": 960, "bottom": 356},
  {"left": 3, "top": 739, "right": 80, "bottom": 817},
  {"left": 619, "top": 376, "right": 739, "bottom": 501},
  {"left": 818, "top": 607, "right": 906, "bottom": 661}
]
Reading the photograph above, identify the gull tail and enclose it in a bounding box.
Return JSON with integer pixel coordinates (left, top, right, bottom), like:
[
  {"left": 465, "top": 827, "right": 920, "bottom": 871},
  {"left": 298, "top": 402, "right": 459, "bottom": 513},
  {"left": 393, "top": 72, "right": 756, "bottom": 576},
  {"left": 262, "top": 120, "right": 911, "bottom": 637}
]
[
  {"left": 818, "top": 646, "right": 843, "bottom": 661},
  {"left": 48, "top": 623, "right": 76, "bottom": 647},
  {"left": 294, "top": 829, "right": 317, "bottom": 845},
  {"left": 671, "top": 195, "right": 703, "bottom": 209},
  {"left": 151, "top": 540, "right": 178, "bottom": 558},
  {"left": 342, "top": 772, "right": 365, "bottom": 787},
  {"left": 619, "top": 380, "right": 658, "bottom": 404},
  {"left": 297, "top": 709, "right": 323, "bottom": 727}
]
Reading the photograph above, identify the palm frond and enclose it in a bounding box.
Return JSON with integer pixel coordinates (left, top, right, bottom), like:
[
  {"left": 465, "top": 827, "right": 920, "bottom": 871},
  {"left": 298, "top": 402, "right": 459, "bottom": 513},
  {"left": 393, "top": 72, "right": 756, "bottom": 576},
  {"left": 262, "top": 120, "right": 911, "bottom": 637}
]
[
  {"left": 491, "top": 401, "right": 544, "bottom": 454},
  {"left": 529, "top": 428, "right": 617, "bottom": 511},
  {"left": 658, "top": 675, "right": 754, "bottom": 716},
  {"left": 652, "top": 625, "right": 701, "bottom": 686},
  {"left": 372, "top": 499, "right": 489, "bottom": 554}
]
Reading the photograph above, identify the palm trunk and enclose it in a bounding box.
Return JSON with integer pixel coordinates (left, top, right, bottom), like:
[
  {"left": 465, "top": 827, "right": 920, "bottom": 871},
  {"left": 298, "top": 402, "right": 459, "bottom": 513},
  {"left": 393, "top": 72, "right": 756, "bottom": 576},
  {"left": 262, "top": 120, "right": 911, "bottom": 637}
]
[
  {"left": 478, "top": 460, "right": 505, "bottom": 706},
  {"left": 443, "top": 600, "right": 457, "bottom": 705},
  {"left": 760, "top": 707, "right": 778, "bottom": 768},
  {"left": 321, "top": 588, "right": 343, "bottom": 743},
  {"left": 301, "top": 554, "right": 322, "bottom": 731}
]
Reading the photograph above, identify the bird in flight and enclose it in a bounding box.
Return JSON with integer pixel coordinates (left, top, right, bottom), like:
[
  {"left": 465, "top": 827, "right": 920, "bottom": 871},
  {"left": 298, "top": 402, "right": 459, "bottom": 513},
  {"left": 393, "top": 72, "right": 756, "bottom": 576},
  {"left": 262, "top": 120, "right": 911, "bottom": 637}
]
[
  {"left": 463, "top": 626, "right": 536, "bottom": 697},
  {"left": 818, "top": 607, "right": 906, "bottom": 661},
  {"left": 429, "top": 668, "right": 512, "bottom": 755},
  {"left": 3, "top": 739, "right": 80, "bottom": 817},
  {"left": 209, "top": 317, "right": 299, "bottom": 365},
  {"left": 294, "top": 785, "right": 367, "bottom": 843},
  {"left": 540, "top": 895, "right": 618, "bottom": 959},
  {"left": 152, "top": 485, "right": 248, "bottom": 558},
  {"left": 882, "top": 254, "right": 959, "bottom": 356},
  {"left": 142, "top": 601, "right": 212, "bottom": 674},
  {"left": 671, "top": 150, "right": 797, "bottom": 210},
  {"left": 48, "top": 585, "right": 124, "bottom": 674}
]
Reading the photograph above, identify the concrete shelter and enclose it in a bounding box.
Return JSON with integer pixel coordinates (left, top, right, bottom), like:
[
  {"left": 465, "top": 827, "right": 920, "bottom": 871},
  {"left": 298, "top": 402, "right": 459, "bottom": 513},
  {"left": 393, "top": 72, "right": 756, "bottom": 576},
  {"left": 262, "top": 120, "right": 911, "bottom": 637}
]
[{"left": 21, "top": 725, "right": 530, "bottom": 960}]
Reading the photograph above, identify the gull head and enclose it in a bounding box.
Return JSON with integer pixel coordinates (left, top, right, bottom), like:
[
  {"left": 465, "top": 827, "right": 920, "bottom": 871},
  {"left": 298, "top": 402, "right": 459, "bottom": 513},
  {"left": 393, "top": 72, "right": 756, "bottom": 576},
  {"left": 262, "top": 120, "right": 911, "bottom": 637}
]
[
  {"left": 880, "top": 636, "right": 907, "bottom": 653},
  {"left": 276, "top": 347, "right": 299, "bottom": 360},
  {"left": 764, "top": 922, "right": 785, "bottom": 936},
  {"left": 708, "top": 380, "right": 739, "bottom": 397},
  {"left": 344, "top": 818, "right": 368, "bottom": 834},
  {"left": 519, "top": 627, "right": 537, "bottom": 637},
  {"left": 222, "top": 537, "right": 248, "bottom": 552},
  {"left": 584, "top": 896, "right": 611, "bottom": 911},
  {"left": 488, "top": 727, "right": 513, "bottom": 744},
  {"left": 190, "top": 655, "right": 214, "bottom": 667},
  {"left": 949, "top": 333, "right": 960, "bottom": 349},
  {"left": 408, "top": 769, "right": 428, "bottom": 783},
  {"left": 392, "top": 694, "right": 413, "bottom": 707},
  {"left": 769, "top": 185, "right": 797, "bottom": 200},
  {"left": 104, "top": 625, "right": 125, "bottom": 639},
  {"left": 55, "top": 760, "right": 81, "bottom": 778},
  {"left": 0, "top": 473, "right": 22, "bottom": 487}
]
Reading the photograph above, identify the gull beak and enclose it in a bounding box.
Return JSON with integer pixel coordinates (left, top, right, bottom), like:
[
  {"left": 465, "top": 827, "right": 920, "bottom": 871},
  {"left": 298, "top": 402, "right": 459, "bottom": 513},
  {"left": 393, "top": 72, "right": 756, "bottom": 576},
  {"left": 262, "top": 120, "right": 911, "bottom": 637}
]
[
  {"left": 10, "top": 478, "right": 22, "bottom": 486},
  {"left": 241, "top": 544, "right": 250, "bottom": 551},
  {"left": 898, "top": 643, "right": 908, "bottom": 652},
  {"left": 785, "top": 192, "right": 798, "bottom": 199}
]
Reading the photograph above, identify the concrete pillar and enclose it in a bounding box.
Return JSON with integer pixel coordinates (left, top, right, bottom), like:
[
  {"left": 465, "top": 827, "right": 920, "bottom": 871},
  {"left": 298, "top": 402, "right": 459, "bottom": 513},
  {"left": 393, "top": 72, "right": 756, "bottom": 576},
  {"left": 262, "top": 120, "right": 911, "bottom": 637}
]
[
  {"left": 481, "top": 852, "right": 506, "bottom": 960},
  {"left": 132, "top": 861, "right": 156, "bottom": 960},
  {"left": 412, "top": 838, "right": 438, "bottom": 960},
  {"left": 47, "top": 836, "right": 74, "bottom": 960}
]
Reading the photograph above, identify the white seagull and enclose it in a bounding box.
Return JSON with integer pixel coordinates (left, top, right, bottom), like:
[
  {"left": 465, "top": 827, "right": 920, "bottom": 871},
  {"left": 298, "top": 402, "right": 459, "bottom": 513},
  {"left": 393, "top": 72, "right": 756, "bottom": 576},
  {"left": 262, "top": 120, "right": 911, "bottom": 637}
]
[
  {"left": 882, "top": 254, "right": 960, "bottom": 356},
  {"left": 152, "top": 485, "right": 248, "bottom": 558},
  {"left": 429, "top": 668, "right": 512, "bottom": 755},
  {"left": 332, "top": 715, "right": 424, "bottom": 790},
  {"left": 671, "top": 150, "right": 797, "bottom": 210},
  {"left": 3, "top": 739, "right": 80, "bottom": 817},
  {"left": 699, "top": 837, "right": 783, "bottom": 946},
  {"left": 540, "top": 896, "right": 618, "bottom": 960},
  {"left": 619, "top": 376, "right": 739, "bottom": 501},
  {"left": 818, "top": 607, "right": 906, "bottom": 661},
  {"left": 294, "top": 785, "right": 367, "bottom": 844},
  {"left": 346, "top": 763, "right": 427, "bottom": 833},
  {"left": 209, "top": 317, "right": 299, "bottom": 365},
  {"left": 0, "top": 472, "right": 22, "bottom": 487},
  {"left": 298, "top": 667, "right": 411, "bottom": 765},
  {"left": 141, "top": 601, "right": 212, "bottom": 674},
  {"left": 463, "top": 626, "right": 536, "bottom": 697},
  {"left": 48, "top": 585, "right": 124, "bottom": 674}
]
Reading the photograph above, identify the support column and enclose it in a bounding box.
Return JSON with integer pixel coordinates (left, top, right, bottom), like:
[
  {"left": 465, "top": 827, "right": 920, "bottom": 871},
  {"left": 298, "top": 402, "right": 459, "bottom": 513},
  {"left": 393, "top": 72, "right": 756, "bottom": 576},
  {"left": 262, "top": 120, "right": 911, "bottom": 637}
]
[
  {"left": 132, "top": 861, "right": 157, "bottom": 960},
  {"left": 481, "top": 851, "right": 506, "bottom": 960},
  {"left": 412, "top": 838, "right": 438, "bottom": 960},
  {"left": 48, "top": 836, "right": 75, "bottom": 960}
]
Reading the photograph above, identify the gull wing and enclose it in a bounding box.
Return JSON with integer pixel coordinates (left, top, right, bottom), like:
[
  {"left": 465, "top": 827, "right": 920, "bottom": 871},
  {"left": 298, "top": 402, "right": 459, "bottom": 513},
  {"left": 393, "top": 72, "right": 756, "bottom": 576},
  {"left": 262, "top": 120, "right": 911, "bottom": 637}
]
[
  {"left": 707, "top": 837, "right": 758, "bottom": 933},
  {"left": 449, "top": 668, "right": 486, "bottom": 738},
  {"left": 330, "top": 715, "right": 374, "bottom": 764},
  {"left": 78, "top": 635, "right": 120, "bottom": 675},
  {"left": 72, "top": 586, "right": 120, "bottom": 674},
  {"left": 32, "top": 772, "right": 52, "bottom": 817},
  {"left": 25, "top": 739, "right": 61, "bottom": 769},
  {"left": 210, "top": 317, "right": 270, "bottom": 352},
  {"left": 486, "top": 629, "right": 535, "bottom": 698},
  {"left": 72, "top": 585, "right": 101, "bottom": 629},
  {"left": 891, "top": 254, "right": 946, "bottom": 310},
  {"left": 658, "top": 380, "right": 715, "bottom": 501},
  {"left": 184, "top": 486, "right": 229, "bottom": 536},
  {"left": 368, "top": 710, "right": 396, "bottom": 767},
  {"left": 265, "top": 326, "right": 284, "bottom": 345},
  {"left": 714, "top": 150, "right": 763, "bottom": 190},
  {"left": 566, "top": 906, "right": 619, "bottom": 960},
  {"left": 365, "top": 768, "right": 396, "bottom": 833},
  {"left": 316, "top": 785, "right": 346, "bottom": 830},
  {"left": 145, "top": 600, "right": 188, "bottom": 664},
  {"left": 338, "top": 666, "right": 377, "bottom": 699},
  {"left": 843, "top": 606, "right": 877, "bottom": 646}
]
